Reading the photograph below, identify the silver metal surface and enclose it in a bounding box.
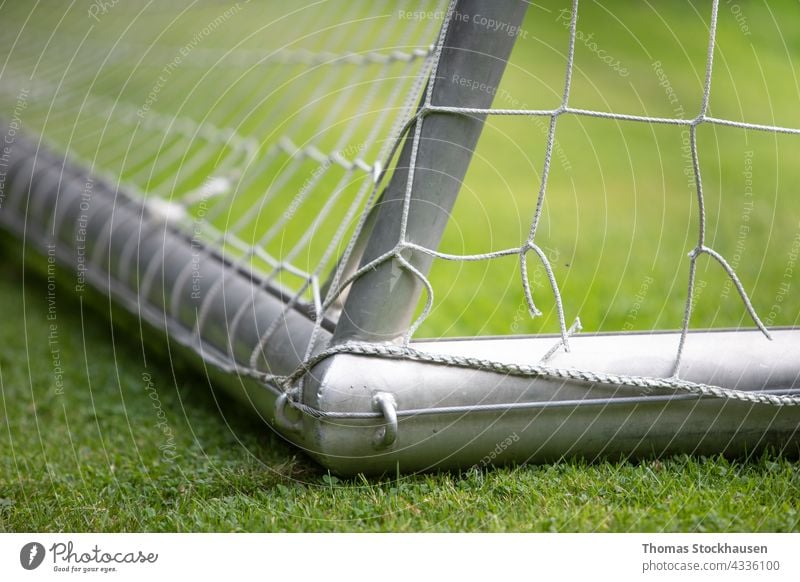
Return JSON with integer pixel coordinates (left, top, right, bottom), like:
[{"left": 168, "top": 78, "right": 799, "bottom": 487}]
[
  {"left": 332, "top": 0, "right": 529, "bottom": 344},
  {"left": 299, "top": 329, "right": 800, "bottom": 474}
]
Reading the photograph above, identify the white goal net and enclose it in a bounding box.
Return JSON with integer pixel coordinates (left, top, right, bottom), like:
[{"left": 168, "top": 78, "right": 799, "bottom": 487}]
[{"left": 1, "top": 0, "right": 799, "bottom": 473}]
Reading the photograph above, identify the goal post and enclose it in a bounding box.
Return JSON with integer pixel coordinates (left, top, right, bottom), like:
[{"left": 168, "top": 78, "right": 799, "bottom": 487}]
[
  {"left": 1, "top": 0, "right": 799, "bottom": 475},
  {"left": 331, "top": 0, "right": 528, "bottom": 345},
  {"left": 300, "top": 330, "right": 800, "bottom": 474}
]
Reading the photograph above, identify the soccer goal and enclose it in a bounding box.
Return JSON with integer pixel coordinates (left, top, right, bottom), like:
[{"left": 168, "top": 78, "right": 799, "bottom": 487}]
[{"left": 1, "top": 0, "right": 798, "bottom": 474}]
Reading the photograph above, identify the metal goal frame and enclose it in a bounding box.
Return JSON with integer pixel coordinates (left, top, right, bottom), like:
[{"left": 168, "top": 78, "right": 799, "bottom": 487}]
[{"left": 1, "top": 0, "right": 799, "bottom": 475}]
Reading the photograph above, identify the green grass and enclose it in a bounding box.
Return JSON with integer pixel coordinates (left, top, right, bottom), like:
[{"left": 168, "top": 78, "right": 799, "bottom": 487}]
[{"left": 2, "top": 1, "right": 800, "bottom": 532}]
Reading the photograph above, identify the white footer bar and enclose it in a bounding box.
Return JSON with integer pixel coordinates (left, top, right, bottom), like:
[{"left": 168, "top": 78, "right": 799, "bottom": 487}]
[{"left": 2, "top": 533, "right": 798, "bottom": 581}]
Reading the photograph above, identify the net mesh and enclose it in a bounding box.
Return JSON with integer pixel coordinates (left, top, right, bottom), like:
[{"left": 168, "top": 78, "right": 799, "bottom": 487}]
[
  {"left": 1, "top": 0, "right": 799, "bottom": 411},
  {"left": 0, "top": 0, "right": 442, "bottom": 306},
  {"left": 369, "top": 0, "right": 799, "bottom": 375},
  {"left": 302, "top": 0, "right": 800, "bottom": 407}
]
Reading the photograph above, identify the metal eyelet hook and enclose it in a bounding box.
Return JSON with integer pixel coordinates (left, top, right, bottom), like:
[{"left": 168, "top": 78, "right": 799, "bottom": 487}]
[
  {"left": 274, "top": 392, "right": 303, "bottom": 433},
  {"left": 372, "top": 392, "right": 398, "bottom": 449}
]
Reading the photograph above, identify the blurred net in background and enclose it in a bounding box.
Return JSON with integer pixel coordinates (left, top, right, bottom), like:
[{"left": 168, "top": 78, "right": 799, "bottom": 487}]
[{"left": 0, "top": 1, "right": 444, "bottom": 329}]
